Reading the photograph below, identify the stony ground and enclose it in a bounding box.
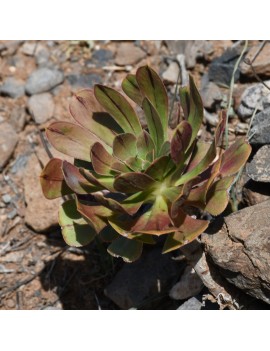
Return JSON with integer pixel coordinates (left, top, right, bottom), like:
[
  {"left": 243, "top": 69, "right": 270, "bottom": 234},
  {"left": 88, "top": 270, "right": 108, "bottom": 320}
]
[{"left": 0, "top": 40, "right": 270, "bottom": 310}]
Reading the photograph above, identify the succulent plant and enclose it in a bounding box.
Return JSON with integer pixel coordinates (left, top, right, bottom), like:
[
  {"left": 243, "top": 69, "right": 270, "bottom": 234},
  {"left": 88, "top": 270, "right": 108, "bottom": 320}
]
[{"left": 40, "top": 66, "right": 251, "bottom": 262}]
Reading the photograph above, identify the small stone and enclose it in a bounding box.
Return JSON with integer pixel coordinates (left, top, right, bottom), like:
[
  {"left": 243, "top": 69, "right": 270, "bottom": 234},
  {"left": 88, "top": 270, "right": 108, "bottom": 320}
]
[
  {"left": 0, "top": 41, "right": 24, "bottom": 56},
  {"left": 169, "top": 265, "right": 204, "bottom": 300},
  {"left": 247, "top": 145, "right": 270, "bottom": 182},
  {"left": 2, "top": 194, "right": 11, "bottom": 204},
  {"left": 23, "top": 150, "right": 62, "bottom": 232},
  {"left": 204, "top": 110, "right": 219, "bottom": 126},
  {"left": 0, "top": 122, "right": 19, "bottom": 170},
  {"left": 6, "top": 299, "right": 16, "bottom": 309},
  {"left": 177, "top": 297, "right": 202, "bottom": 310},
  {"left": 104, "top": 248, "right": 182, "bottom": 309},
  {"left": 162, "top": 62, "right": 179, "bottom": 83},
  {"left": 200, "top": 81, "right": 222, "bottom": 110},
  {"left": 66, "top": 73, "right": 102, "bottom": 89},
  {"left": 115, "top": 42, "right": 146, "bottom": 66},
  {"left": 249, "top": 108, "right": 270, "bottom": 145},
  {"left": 27, "top": 93, "right": 55, "bottom": 124},
  {"left": 7, "top": 208, "right": 17, "bottom": 219},
  {"left": 237, "top": 83, "right": 270, "bottom": 119},
  {"left": 21, "top": 42, "right": 38, "bottom": 56},
  {"left": 0, "top": 77, "right": 25, "bottom": 98},
  {"left": 91, "top": 49, "right": 114, "bottom": 67},
  {"left": 242, "top": 179, "right": 270, "bottom": 206},
  {"left": 240, "top": 43, "right": 270, "bottom": 77},
  {"left": 25, "top": 68, "right": 64, "bottom": 95},
  {"left": 9, "top": 106, "right": 26, "bottom": 132},
  {"left": 35, "top": 47, "right": 51, "bottom": 67},
  {"left": 235, "top": 122, "right": 249, "bottom": 135}
]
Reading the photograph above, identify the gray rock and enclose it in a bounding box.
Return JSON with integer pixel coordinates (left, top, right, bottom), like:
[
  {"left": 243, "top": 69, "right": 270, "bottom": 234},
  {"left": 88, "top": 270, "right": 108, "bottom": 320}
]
[
  {"left": 202, "top": 200, "right": 270, "bottom": 305},
  {"left": 0, "top": 77, "right": 25, "bottom": 98},
  {"left": 208, "top": 43, "right": 244, "bottom": 86},
  {"left": 177, "top": 297, "right": 202, "bottom": 310},
  {"left": 242, "top": 179, "right": 270, "bottom": 206},
  {"left": 0, "top": 41, "right": 24, "bottom": 56},
  {"left": 9, "top": 106, "right": 26, "bottom": 132},
  {"left": 246, "top": 145, "right": 270, "bottom": 182},
  {"left": 115, "top": 42, "right": 146, "bottom": 66},
  {"left": 35, "top": 47, "right": 51, "bottom": 67},
  {"left": 237, "top": 83, "right": 270, "bottom": 119},
  {"left": 200, "top": 81, "right": 222, "bottom": 109},
  {"left": 21, "top": 42, "right": 37, "bottom": 56},
  {"left": 2, "top": 194, "right": 11, "bottom": 204},
  {"left": 66, "top": 73, "right": 102, "bottom": 88},
  {"left": 169, "top": 265, "right": 204, "bottom": 300},
  {"left": 204, "top": 110, "right": 219, "bottom": 126},
  {"left": 0, "top": 122, "right": 19, "bottom": 170},
  {"left": 249, "top": 108, "right": 270, "bottom": 144},
  {"left": 104, "top": 248, "right": 183, "bottom": 309},
  {"left": 27, "top": 93, "right": 55, "bottom": 124},
  {"left": 235, "top": 122, "right": 249, "bottom": 135},
  {"left": 162, "top": 61, "right": 179, "bottom": 83},
  {"left": 25, "top": 68, "right": 64, "bottom": 95},
  {"left": 91, "top": 49, "right": 114, "bottom": 67}
]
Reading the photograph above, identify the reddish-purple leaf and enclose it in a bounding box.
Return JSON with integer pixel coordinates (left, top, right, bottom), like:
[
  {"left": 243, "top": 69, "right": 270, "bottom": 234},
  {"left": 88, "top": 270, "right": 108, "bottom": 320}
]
[
  {"left": 113, "top": 133, "right": 137, "bottom": 160},
  {"left": 79, "top": 168, "right": 115, "bottom": 192},
  {"left": 114, "top": 172, "right": 157, "bottom": 193},
  {"left": 170, "top": 121, "right": 192, "bottom": 164},
  {"left": 136, "top": 130, "right": 155, "bottom": 160},
  {"left": 145, "top": 155, "right": 174, "bottom": 181}
]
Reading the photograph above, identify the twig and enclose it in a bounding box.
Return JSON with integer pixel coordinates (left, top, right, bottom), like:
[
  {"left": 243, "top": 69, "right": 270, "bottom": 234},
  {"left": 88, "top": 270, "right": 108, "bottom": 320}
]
[{"left": 225, "top": 40, "right": 249, "bottom": 149}]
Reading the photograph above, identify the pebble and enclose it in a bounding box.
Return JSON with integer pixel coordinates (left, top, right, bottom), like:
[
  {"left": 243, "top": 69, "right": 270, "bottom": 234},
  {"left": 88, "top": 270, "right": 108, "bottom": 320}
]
[
  {"left": 2, "top": 194, "right": 11, "bottom": 204},
  {"left": 91, "top": 49, "right": 114, "bottom": 66},
  {"left": 249, "top": 107, "right": 270, "bottom": 144},
  {"left": 115, "top": 42, "right": 146, "bottom": 66},
  {"left": 7, "top": 208, "right": 17, "bottom": 219},
  {"left": 0, "top": 122, "right": 19, "bottom": 170},
  {"left": 21, "top": 42, "right": 38, "bottom": 56},
  {"left": 0, "top": 77, "right": 25, "bottom": 98},
  {"left": 25, "top": 67, "right": 64, "bottom": 95},
  {"left": 66, "top": 73, "right": 102, "bottom": 89},
  {"left": 162, "top": 61, "right": 179, "bottom": 83},
  {"left": 235, "top": 122, "right": 249, "bottom": 135},
  {"left": 204, "top": 109, "right": 219, "bottom": 126},
  {"left": 0, "top": 41, "right": 24, "bottom": 56},
  {"left": 27, "top": 93, "right": 55, "bottom": 124},
  {"left": 9, "top": 106, "right": 26, "bottom": 132},
  {"left": 200, "top": 81, "right": 222, "bottom": 110},
  {"left": 169, "top": 265, "right": 204, "bottom": 300},
  {"left": 177, "top": 296, "right": 202, "bottom": 310},
  {"left": 246, "top": 145, "right": 270, "bottom": 182}
]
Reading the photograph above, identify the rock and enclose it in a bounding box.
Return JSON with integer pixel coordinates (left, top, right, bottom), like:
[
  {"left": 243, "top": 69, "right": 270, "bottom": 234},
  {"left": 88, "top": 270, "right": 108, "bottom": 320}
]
[
  {"left": 249, "top": 108, "right": 270, "bottom": 144},
  {"left": 262, "top": 93, "right": 270, "bottom": 109},
  {"left": 246, "top": 145, "right": 270, "bottom": 182},
  {"left": 2, "top": 194, "right": 11, "bottom": 204},
  {"left": 9, "top": 106, "right": 26, "bottom": 132},
  {"left": 162, "top": 62, "right": 179, "bottom": 83},
  {"left": 169, "top": 265, "right": 204, "bottom": 300},
  {"left": 91, "top": 49, "right": 114, "bottom": 67},
  {"left": 200, "top": 81, "right": 222, "bottom": 109},
  {"left": 104, "top": 248, "right": 182, "bottom": 309},
  {"left": 35, "top": 47, "right": 51, "bottom": 67},
  {"left": 166, "top": 40, "right": 214, "bottom": 69},
  {"left": 235, "top": 122, "right": 248, "bottom": 135},
  {"left": 208, "top": 43, "right": 244, "bottom": 86},
  {"left": 237, "top": 83, "right": 270, "bottom": 119},
  {"left": 202, "top": 200, "right": 270, "bottom": 304},
  {"left": 27, "top": 93, "right": 55, "bottom": 124},
  {"left": 115, "top": 42, "right": 146, "bottom": 66},
  {"left": 23, "top": 150, "right": 61, "bottom": 232},
  {"left": 204, "top": 110, "right": 219, "bottom": 126},
  {"left": 242, "top": 179, "right": 270, "bottom": 206},
  {"left": 25, "top": 68, "right": 64, "bottom": 95},
  {"left": 240, "top": 42, "right": 270, "bottom": 77},
  {"left": 21, "top": 42, "right": 38, "bottom": 56},
  {"left": 176, "top": 54, "right": 189, "bottom": 86},
  {"left": 177, "top": 296, "right": 202, "bottom": 310},
  {"left": 66, "top": 73, "right": 102, "bottom": 89},
  {"left": 0, "top": 77, "right": 25, "bottom": 98},
  {"left": 0, "top": 122, "right": 19, "bottom": 170},
  {"left": 0, "top": 41, "right": 24, "bottom": 56}
]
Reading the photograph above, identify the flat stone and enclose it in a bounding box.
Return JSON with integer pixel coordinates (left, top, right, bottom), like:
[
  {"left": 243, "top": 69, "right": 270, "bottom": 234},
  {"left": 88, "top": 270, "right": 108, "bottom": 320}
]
[
  {"left": 249, "top": 108, "right": 270, "bottom": 144},
  {"left": 9, "top": 106, "right": 26, "bottom": 132},
  {"left": 104, "top": 248, "right": 183, "bottom": 309},
  {"left": 237, "top": 82, "right": 270, "bottom": 119},
  {"left": 200, "top": 81, "right": 222, "bottom": 109},
  {"left": 66, "top": 73, "right": 102, "bottom": 89},
  {"left": 162, "top": 62, "right": 179, "bottom": 83},
  {"left": 23, "top": 150, "right": 61, "bottom": 232},
  {"left": 169, "top": 265, "right": 204, "bottom": 300},
  {"left": 0, "top": 77, "right": 25, "bottom": 98},
  {"left": 246, "top": 145, "right": 270, "bottom": 182},
  {"left": 177, "top": 297, "right": 202, "bottom": 310},
  {"left": 27, "top": 93, "right": 55, "bottom": 124},
  {"left": 240, "top": 42, "right": 270, "bottom": 77},
  {"left": 25, "top": 68, "right": 64, "bottom": 95},
  {"left": 0, "top": 122, "right": 19, "bottom": 170},
  {"left": 115, "top": 42, "right": 146, "bottom": 66}
]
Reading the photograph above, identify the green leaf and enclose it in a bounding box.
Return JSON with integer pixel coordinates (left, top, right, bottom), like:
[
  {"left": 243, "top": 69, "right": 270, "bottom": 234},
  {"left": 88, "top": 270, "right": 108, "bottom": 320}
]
[
  {"left": 122, "top": 74, "right": 143, "bottom": 106},
  {"left": 79, "top": 168, "right": 115, "bottom": 192},
  {"left": 94, "top": 85, "right": 142, "bottom": 135},
  {"left": 158, "top": 141, "right": 171, "bottom": 157},
  {"left": 62, "top": 161, "right": 102, "bottom": 194},
  {"left": 107, "top": 236, "right": 143, "bottom": 263},
  {"left": 170, "top": 121, "right": 192, "bottom": 164},
  {"left": 187, "top": 75, "right": 204, "bottom": 147},
  {"left": 69, "top": 89, "right": 120, "bottom": 148},
  {"left": 59, "top": 200, "right": 96, "bottom": 247},
  {"left": 142, "top": 98, "right": 164, "bottom": 154},
  {"left": 136, "top": 131, "right": 155, "bottom": 160},
  {"left": 113, "top": 133, "right": 137, "bottom": 161},
  {"left": 46, "top": 122, "right": 110, "bottom": 162},
  {"left": 136, "top": 66, "right": 168, "bottom": 136},
  {"left": 179, "top": 86, "right": 190, "bottom": 119},
  {"left": 144, "top": 156, "right": 174, "bottom": 181},
  {"left": 99, "top": 226, "right": 119, "bottom": 242},
  {"left": 114, "top": 172, "right": 156, "bottom": 194},
  {"left": 40, "top": 158, "right": 72, "bottom": 199},
  {"left": 205, "top": 176, "right": 234, "bottom": 215},
  {"left": 220, "top": 137, "right": 251, "bottom": 177}
]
